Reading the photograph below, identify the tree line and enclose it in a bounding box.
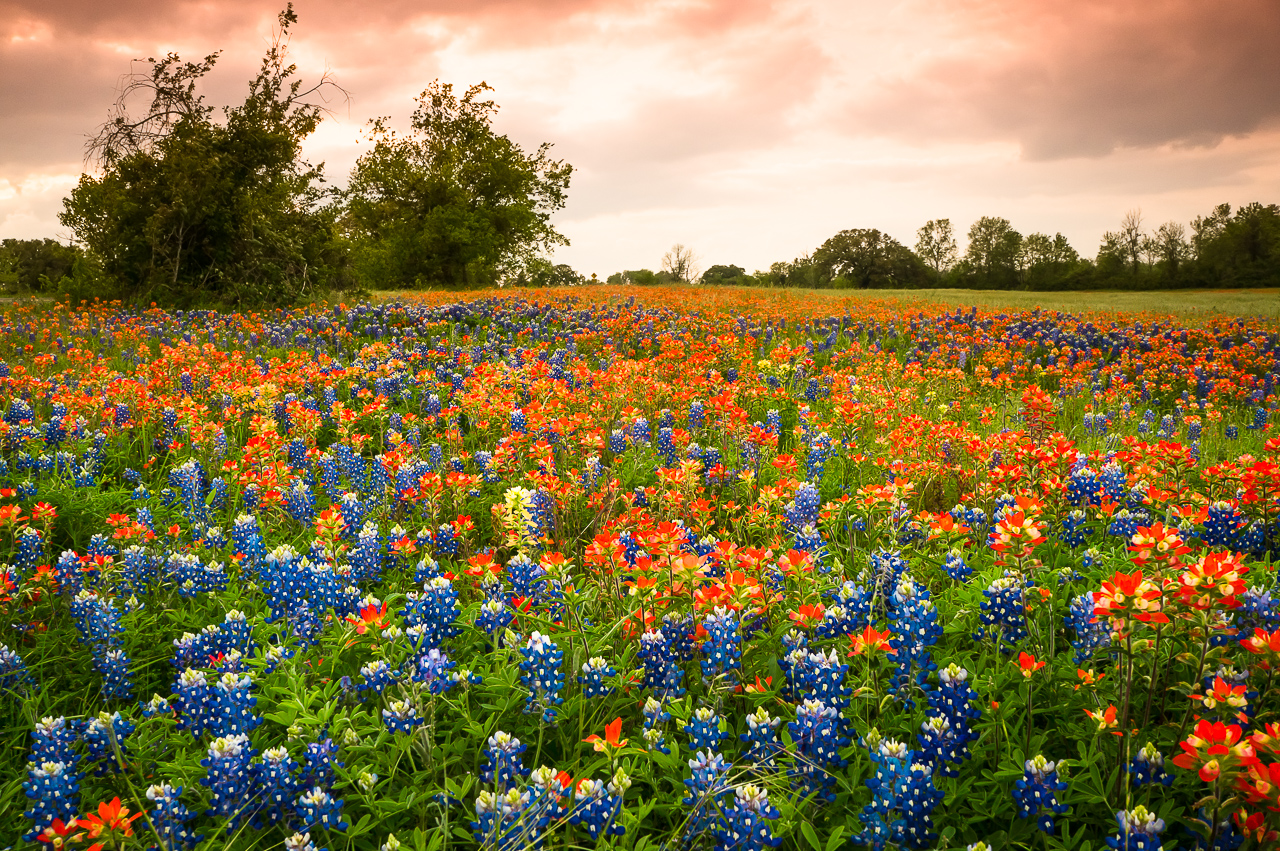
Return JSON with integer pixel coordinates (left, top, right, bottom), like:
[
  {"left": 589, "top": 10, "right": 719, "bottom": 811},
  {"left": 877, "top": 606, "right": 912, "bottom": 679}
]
[{"left": 622, "top": 206, "right": 1280, "bottom": 291}]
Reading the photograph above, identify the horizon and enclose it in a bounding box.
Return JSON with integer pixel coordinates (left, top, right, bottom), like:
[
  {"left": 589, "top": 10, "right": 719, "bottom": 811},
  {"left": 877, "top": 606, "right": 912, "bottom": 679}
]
[{"left": 2, "top": 0, "right": 1279, "bottom": 278}]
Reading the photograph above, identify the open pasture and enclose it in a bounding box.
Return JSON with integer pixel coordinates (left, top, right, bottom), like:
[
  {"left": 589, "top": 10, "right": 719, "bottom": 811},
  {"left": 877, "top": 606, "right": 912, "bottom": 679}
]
[{"left": 2, "top": 287, "right": 1280, "bottom": 850}]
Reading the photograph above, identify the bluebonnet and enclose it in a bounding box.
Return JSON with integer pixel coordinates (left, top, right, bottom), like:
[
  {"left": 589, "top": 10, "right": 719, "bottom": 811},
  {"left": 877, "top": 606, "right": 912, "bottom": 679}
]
[
  {"left": 701, "top": 608, "right": 742, "bottom": 684},
  {"left": 473, "top": 787, "right": 551, "bottom": 851},
  {"left": 520, "top": 632, "right": 565, "bottom": 723},
  {"left": 82, "top": 712, "right": 135, "bottom": 775},
  {"left": 713, "top": 784, "right": 781, "bottom": 851},
  {"left": 1060, "top": 510, "right": 1089, "bottom": 548},
  {"left": 296, "top": 786, "right": 348, "bottom": 832},
  {"left": 976, "top": 574, "right": 1028, "bottom": 652},
  {"left": 211, "top": 672, "right": 260, "bottom": 737},
  {"left": 887, "top": 576, "right": 942, "bottom": 702},
  {"left": 301, "top": 738, "right": 341, "bottom": 793},
  {"left": 685, "top": 707, "right": 726, "bottom": 754},
  {"left": 788, "top": 699, "right": 848, "bottom": 802},
  {"left": 786, "top": 647, "right": 851, "bottom": 710},
  {"left": 1106, "top": 806, "right": 1165, "bottom": 851},
  {"left": 942, "top": 549, "right": 971, "bottom": 581},
  {"left": 484, "top": 731, "right": 529, "bottom": 790},
  {"left": 578, "top": 656, "right": 616, "bottom": 698},
  {"left": 411, "top": 647, "right": 460, "bottom": 695},
  {"left": 477, "top": 599, "right": 514, "bottom": 642},
  {"left": 383, "top": 700, "right": 422, "bottom": 735},
  {"left": 1066, "top": 592, "right": 1111, "bottom": 664},
  {"left": 257, "top": 746, "right": 302, "bottom": 828},
  {"left": 201, "top": 733, "right": 258, "bottom": 830},
  {"left": 1128, "top": 742, "right": 1172, "bottom": 787},
  {"left": 569, "top": 771, "right": 629, "bottom": 841},
  {"left": 23, "top": 759, "right": 81, "bottom": 841},
  {"left": 0, "top": 642, "right": 35, "bottom": 696},
  {"left": 1013, "top": 755, "right": 1069, "bottom": 834},
  {"left": 682, "top": 750, "right": 732, "bottom": 838},
  {"left": 741, "top": 707, "right": 782, "bottom": 769},
  {"left": 359, "top": 659, "right": 398, "bottom": 695},
  {"left": 638, "top": 629, "right": 686, "bottom": 699},
  {"left": 147, "top": 783, "right": 200, "bottom": 850},
  {"left": 642, "top": 697, "right": 672, "bottom": 754},
  {"left": 855, "top": 737, "right": 943, "bottom": 850}
]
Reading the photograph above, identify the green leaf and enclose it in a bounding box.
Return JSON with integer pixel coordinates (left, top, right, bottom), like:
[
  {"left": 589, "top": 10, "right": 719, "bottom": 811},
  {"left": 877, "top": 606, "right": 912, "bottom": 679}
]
[{"left": 801, "top": 820, "right": 822, "bottom": 851}]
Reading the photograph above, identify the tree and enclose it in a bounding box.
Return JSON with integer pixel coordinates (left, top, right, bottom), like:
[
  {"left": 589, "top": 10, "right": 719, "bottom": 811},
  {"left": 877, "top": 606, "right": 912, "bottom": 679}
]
[
  {"left": 1145, "top": 222, "right": 1190, "bottom": 280},
  {"left": 701, "top": 264, "right": 746, "bottom": 286},
  {"left": 1116, "top": 209, "right": 1145, "bottom": 276},
  {"left": 661, "top": 244, "right": 700, "bottom": 284},
  {"left": 0, "top": 239, "right": 81, "bottom": 292},
  {"left": 342, "top": 81, "right": 572, "bottom": 289},
  {"left": 813, "top": 229, "right": 926, "bottom": 289},
  {"left": 1019, "top": 232, "right": 1079, "bottom": 289},
  {"left": 962, "top": 217, "right": 1022, "bottom": 288},
  {"left": 60, "top": 6, "right": 343, "bottom": 306},
  {"left": 915, "top": 219, "right": 957, "bottom": 283}
]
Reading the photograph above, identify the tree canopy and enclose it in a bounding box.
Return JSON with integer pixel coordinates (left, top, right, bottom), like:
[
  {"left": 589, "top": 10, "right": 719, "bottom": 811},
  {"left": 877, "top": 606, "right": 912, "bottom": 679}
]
[
  {"left": 59, "top": 6, "right": 342, "bottom": 307},
  {"left": 341, "top": 82, "right": 573, "bottom": 289}
]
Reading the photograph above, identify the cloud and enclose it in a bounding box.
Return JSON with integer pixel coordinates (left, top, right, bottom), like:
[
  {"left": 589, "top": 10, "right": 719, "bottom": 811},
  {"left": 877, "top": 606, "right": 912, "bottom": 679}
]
[{"left": 845, "top": 0, "right": 1280, "bottom": 159}]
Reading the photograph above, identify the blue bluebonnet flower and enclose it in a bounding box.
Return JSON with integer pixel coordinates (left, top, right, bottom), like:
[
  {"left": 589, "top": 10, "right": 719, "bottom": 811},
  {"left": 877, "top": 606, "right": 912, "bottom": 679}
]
[
  {"left": 0, "top": 642, "right": 35, "bottom": 697},
  {"left": 638, "top": 629, "right": 686, "bottom": 699},
  {"left": 212, "top": 672, "right": 260, "bottom": 737},
  {"left": 147, "top": 783, "right": 200, "bottom": 850},
  {"left": 1060, "top": 510, "right": 1089, "bottom": 548},
  {"left": 701, "top": 608, "right": 742, "bottom": 684},
  {"left": 296, "top": 786, "right": 348, "bottom": 832},
  {"left": 82, "top": 712, "right": 135, "bottom": 775},
  {"left": 741, "top": 707, "right": 782, "bottom": 770},
  {"left": 257, "top": 746, "right": 301, "bottom": 828},
  {"left": 23, "top": 759, "right": 81, "bottom": 841},
  {"left": 642, "top": 697, "right": 672, "bottom": 754},
  {"left": 411, "top": 647, "right": 460, "bottom": 695},
  {"left": 1013, "top": 755, "right": 1069, "bottom": 834},
  {"left": 682, "top": 751, "right": 732, "bottom": 838},
  {"left": 685, "top": 707, "right": 726, "bottom": 754},
  {"left": 788, "top": 699, "right": 848, "bottom": 802},
  {"left": 383, "top": 700, "right": 422, "bottom": 735},
  {"left": 976, "top": 574, "right": 1028, "bottom": 652},
  {"left": 786, "top": 647, "right": 851, "bottom": 710},
  {"left": 942, "top": 549, "right": 971, "bottom": 581},
  {"left": 713, "top": 783, "right": 782, "bottom": 851},
  {"left": 483, "top": 731, "right": 529, "bottom": 790},
  {"left": 200, "top": 733, "right": 258, "bottom": 830},
  {"left": 569, "top": 771, "right": 628, "bottom": 841},
  {"left": 1128, "top": 742, "right": 1172, "bottom": 787},
  {"left": 301, "top": 738, "right": 341, "bottom": 792},
  {"left": 1066, "top": 592, "right": 1111, "bottom": 664},
  {"left": 578, "top": 657, "right": 616, "bottom": 698},
  {"left": 1106, "top": 805, "right": 1165, "bottom": 851},
  {"left": 855, "top": 737, "right": 943, "bottom": 850},
  {"left": 359, "top": 660, "right": 398, "bottom": 695},
  {"left": 520, "top": 632, "right": 565, "bottom": 723}
]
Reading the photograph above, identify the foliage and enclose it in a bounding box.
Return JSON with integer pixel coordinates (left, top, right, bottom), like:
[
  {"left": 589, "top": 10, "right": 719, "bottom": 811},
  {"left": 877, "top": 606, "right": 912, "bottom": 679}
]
[
  {"left": 59, "top": 6, "right": 344, "bottom": 309},
  {"left": 342, "top": 82, "right": 573, "bottom": 290},
  {"left": 0, "top": 239, "right": 81, "bottom": 294}
]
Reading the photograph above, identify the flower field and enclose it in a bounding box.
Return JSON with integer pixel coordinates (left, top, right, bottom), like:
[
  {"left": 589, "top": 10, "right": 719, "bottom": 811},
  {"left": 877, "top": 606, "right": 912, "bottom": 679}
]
[{"left": 3, "top": 286, "right": 1280, "bottom": 851}]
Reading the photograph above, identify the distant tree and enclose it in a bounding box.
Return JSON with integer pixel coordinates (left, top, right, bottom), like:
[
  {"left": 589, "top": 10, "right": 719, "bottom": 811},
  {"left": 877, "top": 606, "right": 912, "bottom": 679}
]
[
  {"left": 0, "top": 239, "right": 80, "bottom": 292},
  {"left": 1190, "top": 202, "right": 1280, "bottom": 286},
  {"left": 962, "top": 217, "right": 1022, "bottom": 288},
  {"left": 1145, "top": 222, "right": 1190, "bottom": 281},
  {"left": 1020, "top": 232, "right": 1079, "bottom": 289},
  {"left": 60, "top": 6, "right": 344, "bottom": 306},
  {"left": 1116, "top": 209, "right": 1145, "bottom": 276},
  {"left": 701, "top": 264, "right": 746, "bottom": 286},
  {"left": 813, "top": 229, "right": 925, "bottom": 289},
  {"left": 342, "top": 81, "right": 572, "bottom": 289},
  {"left": 661, "top": 244, "right": 700, "bottom": 284},
  {"left": 915, "top": 219, "right": 957, "bottom": 283},
  {"left": 1191, "top": 203, "right": 1233, "bottom": 260}
]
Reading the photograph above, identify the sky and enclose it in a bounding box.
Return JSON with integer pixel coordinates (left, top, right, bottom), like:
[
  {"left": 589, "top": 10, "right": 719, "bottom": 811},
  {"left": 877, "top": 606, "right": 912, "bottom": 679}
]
[{"left": 3, "top": 0, "right": 1280, "bottom": 278}]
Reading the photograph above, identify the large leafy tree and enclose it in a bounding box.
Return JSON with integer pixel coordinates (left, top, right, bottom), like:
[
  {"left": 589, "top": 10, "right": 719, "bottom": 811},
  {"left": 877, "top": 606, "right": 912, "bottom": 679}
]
[
  {"left": 813, "top": 228, "right": 926, "bottom": 289},
  {"left": 59, "top": 6, "right": 342, "bottom": 307},
  {"left": 342, "top": 82, "right": 573, "bottom": 289},
  {"left": 962, "top": 216, "right": 1022, "bottom": 288}
]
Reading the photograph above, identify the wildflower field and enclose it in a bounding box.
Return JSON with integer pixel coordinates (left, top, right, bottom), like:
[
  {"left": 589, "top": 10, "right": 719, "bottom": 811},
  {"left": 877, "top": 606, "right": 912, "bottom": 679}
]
[{"left": 4, "top": 286, "right": 1280, "bottom": 851}]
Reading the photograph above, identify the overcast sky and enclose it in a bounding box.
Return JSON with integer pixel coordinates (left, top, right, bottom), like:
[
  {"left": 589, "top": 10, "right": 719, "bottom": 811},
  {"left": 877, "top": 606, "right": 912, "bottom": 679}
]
[{"left": 3, "top": 0, "right": 1280, "bottom": 278}]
